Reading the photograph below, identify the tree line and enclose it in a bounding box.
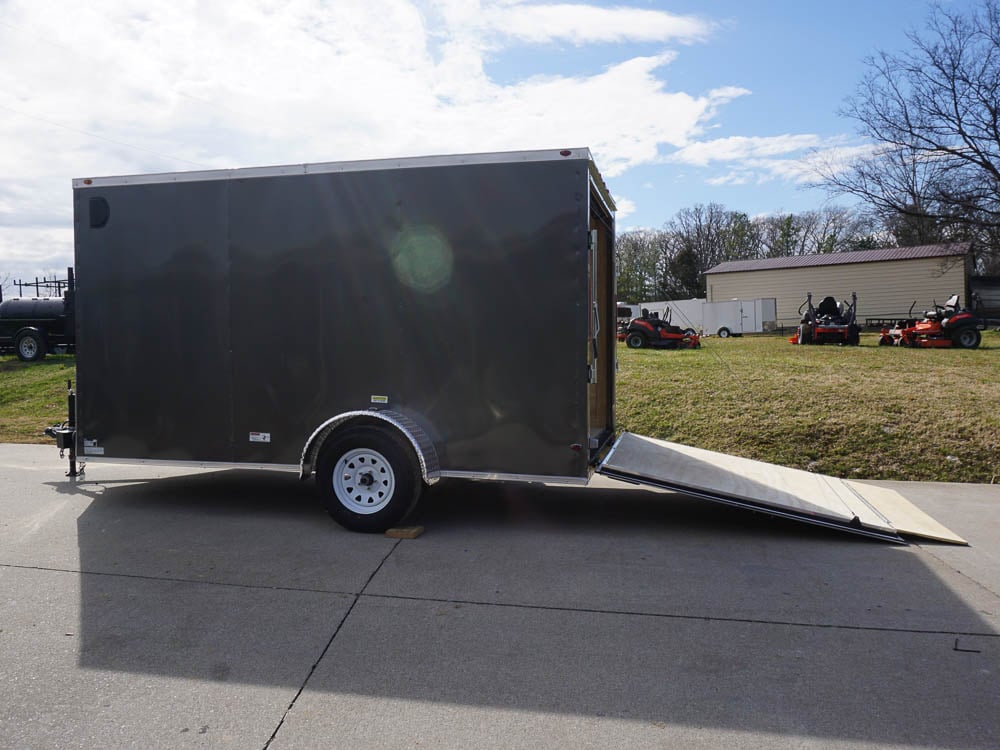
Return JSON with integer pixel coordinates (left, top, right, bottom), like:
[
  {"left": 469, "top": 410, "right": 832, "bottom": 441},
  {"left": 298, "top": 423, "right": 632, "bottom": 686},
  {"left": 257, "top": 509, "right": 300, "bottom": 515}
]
[
  {"left": 616, "top": 205, "right": 880, "bottom": 302},
  {"left": 619, "top": 1, "right": 1000, "bottom": 303}
]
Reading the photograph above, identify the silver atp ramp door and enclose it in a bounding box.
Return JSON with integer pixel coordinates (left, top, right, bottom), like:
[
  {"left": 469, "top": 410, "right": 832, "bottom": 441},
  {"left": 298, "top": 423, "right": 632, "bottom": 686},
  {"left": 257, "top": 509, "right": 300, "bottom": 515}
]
[{"left": 597, "top": 433, "right": 966, "bottom": 545}]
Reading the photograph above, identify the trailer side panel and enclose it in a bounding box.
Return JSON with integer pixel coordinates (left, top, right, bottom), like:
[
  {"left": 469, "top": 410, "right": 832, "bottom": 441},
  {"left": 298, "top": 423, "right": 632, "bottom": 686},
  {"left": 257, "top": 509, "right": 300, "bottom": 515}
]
[
  {"left": 73, "top": 156, "right": 600, "bottom": 479},
  {"left": 74, "top": 181, "right": 235, "bottom": 461}
]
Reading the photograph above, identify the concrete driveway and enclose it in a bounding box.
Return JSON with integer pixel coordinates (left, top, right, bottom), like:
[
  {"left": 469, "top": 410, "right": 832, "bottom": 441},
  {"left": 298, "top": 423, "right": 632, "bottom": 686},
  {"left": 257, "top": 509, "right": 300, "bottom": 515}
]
[{"left": 1, "top": 443, "right": 998, "bottom": 749}]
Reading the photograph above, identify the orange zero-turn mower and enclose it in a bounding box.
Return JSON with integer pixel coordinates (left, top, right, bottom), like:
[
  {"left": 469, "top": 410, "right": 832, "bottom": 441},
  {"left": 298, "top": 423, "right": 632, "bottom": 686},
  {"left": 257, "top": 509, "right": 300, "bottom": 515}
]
[
  {"left": 622, "top": 309, "right": 700, "bottom": 349},
  {"left": 878, "top": 294, "right": 983, "bottom": 349},
  {"left": 789, "top": 292, "right": 861, "bottom": 345}
]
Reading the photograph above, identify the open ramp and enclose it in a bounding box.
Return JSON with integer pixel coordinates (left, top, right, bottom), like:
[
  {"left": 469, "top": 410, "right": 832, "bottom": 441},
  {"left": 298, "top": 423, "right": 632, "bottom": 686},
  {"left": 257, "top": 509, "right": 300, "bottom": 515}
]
[{"left": 597, "top": 433, "right": 966, "bottom": 545}]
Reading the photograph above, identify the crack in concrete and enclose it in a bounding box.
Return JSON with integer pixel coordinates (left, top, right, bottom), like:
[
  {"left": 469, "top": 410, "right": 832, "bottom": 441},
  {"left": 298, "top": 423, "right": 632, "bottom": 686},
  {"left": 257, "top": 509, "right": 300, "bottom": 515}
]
[{"left": 261, "top": 539, "right": 401, "bottom": 750}]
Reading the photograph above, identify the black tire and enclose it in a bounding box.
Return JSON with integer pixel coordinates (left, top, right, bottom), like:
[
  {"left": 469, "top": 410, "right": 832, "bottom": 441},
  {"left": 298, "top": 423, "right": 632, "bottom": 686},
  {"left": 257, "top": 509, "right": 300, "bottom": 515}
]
[
  {"left": 625, "top": 332, "right": 645, "bottom": 349},
  {"left": 952, "top": 327, "right": 981, "bottom": 349},
  {"left": 315, "top": 425, "right": 423, "bottom": 533},
  {"left": 798, "top": 325, "right": 813, "bottom": 345},
  {"left": 847, "top": 326, "right": 861, "bottom": 346},
  {"left": 15, "top": 330, "right": 46, "bottom": 362},
  {"left": 683, "top": 328, "right": 697, "bottom": 336},
  {"left": 717, "top": 327, "right": 731, "bottom": 339}
]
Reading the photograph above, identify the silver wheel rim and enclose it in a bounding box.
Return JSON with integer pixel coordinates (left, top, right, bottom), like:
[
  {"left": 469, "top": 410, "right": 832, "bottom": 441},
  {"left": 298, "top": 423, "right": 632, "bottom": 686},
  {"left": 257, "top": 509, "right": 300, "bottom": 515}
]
[
  {"left": 333, "top": 448, "right": 395, "bottom": 514},
  {"left": 19, "top": 338, "right": 37, "bottom": 358},
  {"left": 958, "top": 329, "right": 976, "bottom": 347}
]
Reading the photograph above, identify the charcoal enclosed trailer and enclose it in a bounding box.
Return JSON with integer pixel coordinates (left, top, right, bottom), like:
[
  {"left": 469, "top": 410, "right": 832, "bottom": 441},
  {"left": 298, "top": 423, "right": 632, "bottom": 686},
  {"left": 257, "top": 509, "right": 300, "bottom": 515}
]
[
  {"left": 70, "top": 149, "right": 617, "bottom": 531},
  {"left": 66, "top": 149, "right": 964, "bottom": 544}
]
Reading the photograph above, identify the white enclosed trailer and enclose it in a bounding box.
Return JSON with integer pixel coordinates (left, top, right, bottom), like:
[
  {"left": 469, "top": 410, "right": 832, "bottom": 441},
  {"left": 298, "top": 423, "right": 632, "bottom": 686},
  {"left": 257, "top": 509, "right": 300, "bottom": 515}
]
[
  {"left": 703, "top": 297, "right": 777, "bottom": 337},
  {"left": 642, "top": 298, "right": 705, "bottom": 333},
  {"left": 616, "top": 303, "right": 642, "bottom": 328}
]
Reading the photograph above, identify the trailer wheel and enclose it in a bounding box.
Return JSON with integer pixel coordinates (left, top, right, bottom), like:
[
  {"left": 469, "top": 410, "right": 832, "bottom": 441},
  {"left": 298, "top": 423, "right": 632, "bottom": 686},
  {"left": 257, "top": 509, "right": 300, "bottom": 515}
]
[
  {"left": 953, "top": 327, "right": 981, "bottom": 349},
  {"left": 315, "top": 425, "right": 423, "bottom": 533},
  {"left": 625, "top": 332, "right": 645, "bottom": 349},
  {"left": 15, "top": 330, "right": 46, "bottom": 362},
  {"left": 717, "top": 327, "right": 731, "bottom": 339}
]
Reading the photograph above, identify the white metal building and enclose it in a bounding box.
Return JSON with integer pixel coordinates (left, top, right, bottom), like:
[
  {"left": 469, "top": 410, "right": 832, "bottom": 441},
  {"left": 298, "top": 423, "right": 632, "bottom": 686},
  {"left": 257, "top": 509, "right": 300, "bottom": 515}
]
[{"left": 703, "top": 243, "right": 972, "bottom": 328}]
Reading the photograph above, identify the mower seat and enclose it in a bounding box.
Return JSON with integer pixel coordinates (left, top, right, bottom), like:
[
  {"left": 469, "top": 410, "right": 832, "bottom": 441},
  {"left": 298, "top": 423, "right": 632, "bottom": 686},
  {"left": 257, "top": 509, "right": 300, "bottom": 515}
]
[
  {"left": 816, "top": 296, "right": 840, "bottom": 318},
  {"left": 652, "top": 319, "right": 682, "bottom": 335}
]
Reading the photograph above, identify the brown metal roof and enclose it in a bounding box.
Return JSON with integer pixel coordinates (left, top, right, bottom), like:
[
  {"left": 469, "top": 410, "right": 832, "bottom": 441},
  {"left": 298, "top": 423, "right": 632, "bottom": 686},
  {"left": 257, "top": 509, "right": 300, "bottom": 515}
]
[{"left": 704, "top": 243, "right": 971, "bottom": 275}]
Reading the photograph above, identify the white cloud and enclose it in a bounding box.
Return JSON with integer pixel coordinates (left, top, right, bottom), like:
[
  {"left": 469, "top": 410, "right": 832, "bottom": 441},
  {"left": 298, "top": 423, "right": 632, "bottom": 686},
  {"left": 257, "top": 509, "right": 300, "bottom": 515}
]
[
  {"left": 741, "top": 142, "right": 876, "bottom": 184},
  {"left": 477, "top": 3, "right": 713, "bottom": 45},
  {"left": 670, "top": 134, "right": 824, "bottom": 167},
  {"left": 0, "top": 0, "right": 786, "bottom": 283},
  {"left": 615, "top": 196, "right": 637, "bottom": 218},
  {"left": 668, "top": 135, "right": 873, "bottom": 188},
  {"left": 706, "top": 172, "right": 751, "bottom": 186}
]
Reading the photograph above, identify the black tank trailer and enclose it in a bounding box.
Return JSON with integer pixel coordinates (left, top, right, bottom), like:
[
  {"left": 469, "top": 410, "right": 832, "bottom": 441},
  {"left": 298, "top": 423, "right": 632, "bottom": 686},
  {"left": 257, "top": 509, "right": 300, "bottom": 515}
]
[
  {"left": 61, "top": 149, "right": 963, "bottom": 544},
  {"left": 0, "top": 270, "right": 75, "bottom": 361}
]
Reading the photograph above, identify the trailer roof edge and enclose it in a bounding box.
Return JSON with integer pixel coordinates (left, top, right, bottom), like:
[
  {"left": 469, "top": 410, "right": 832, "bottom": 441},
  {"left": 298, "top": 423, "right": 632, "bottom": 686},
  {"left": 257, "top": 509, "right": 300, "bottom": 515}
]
[{"left": 73, "top": 148, "right": 616, "bottom": 210}]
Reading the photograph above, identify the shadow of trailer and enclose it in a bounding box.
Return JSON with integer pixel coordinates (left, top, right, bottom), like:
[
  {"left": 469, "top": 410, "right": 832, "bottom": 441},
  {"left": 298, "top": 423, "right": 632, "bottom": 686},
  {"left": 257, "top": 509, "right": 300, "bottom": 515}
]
[{"left": 58, "top": 149, "right": 963, "bottom": 545}]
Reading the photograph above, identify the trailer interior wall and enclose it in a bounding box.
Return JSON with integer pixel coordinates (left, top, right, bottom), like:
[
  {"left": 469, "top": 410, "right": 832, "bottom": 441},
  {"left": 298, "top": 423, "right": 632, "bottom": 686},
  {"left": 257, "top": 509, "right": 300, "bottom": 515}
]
[
  {"left": 706, "top": 254, "right": 969, "bottom": 328},
  {"left": 971, "top": 276, "right": 1000, "bottom": 316},
  {"left": 589, "top": 187, "right": 615, "bottom": 443},
  {"left": 73, "top": 151, "right": 616, "bottom": 481}
]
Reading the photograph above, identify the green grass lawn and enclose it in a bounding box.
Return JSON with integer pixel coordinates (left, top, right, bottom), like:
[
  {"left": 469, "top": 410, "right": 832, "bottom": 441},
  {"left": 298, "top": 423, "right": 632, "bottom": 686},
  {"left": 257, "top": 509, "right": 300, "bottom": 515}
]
[
  {"left": 0, "top": 355, "right": 76, "bottom": 444},
  {"left": 617, "top": 331, "right": 1000, "bottom": 483},
  {"left": 2, "top": 334, "right": 999, "bottom": 482}
]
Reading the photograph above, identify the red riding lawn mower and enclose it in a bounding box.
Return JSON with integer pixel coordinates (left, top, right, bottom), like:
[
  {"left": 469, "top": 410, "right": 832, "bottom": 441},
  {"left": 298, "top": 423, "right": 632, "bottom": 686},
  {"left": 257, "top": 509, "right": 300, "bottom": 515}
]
[
  {"left": 878, "top": 294, "right": 983, "bottom": 349},
  {"left": 789, "top": 292, "right": 861, "bottom": 346},
  {"left": 620, "top": 309, "right": 701, "bottom": 350}
]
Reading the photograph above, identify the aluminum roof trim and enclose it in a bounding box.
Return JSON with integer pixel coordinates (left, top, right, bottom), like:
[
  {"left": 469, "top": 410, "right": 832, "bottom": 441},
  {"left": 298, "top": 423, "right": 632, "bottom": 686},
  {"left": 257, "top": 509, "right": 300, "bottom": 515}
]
[{"left": 73, "top": 147, "right": 603, "bottom": 189}]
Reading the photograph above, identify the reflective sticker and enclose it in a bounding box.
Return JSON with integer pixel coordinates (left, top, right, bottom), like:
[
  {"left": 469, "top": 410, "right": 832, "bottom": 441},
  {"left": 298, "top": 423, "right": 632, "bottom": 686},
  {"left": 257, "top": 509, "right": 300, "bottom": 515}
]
[
  {"left": 249, "top": 432, "right": 271, "bottom": 443},
  {"left": 83, "top": 446, "right": 104, "bottom": 455},
  {"left": 370, "top": 395, "right": 389, "bottom": 404}
]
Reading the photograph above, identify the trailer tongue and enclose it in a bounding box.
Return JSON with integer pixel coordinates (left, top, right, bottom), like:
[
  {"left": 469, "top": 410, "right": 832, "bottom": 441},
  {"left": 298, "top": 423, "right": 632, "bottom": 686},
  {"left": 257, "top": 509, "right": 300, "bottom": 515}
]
[{"left": 597, "top": 433, "right": 966, "bottom": 545}]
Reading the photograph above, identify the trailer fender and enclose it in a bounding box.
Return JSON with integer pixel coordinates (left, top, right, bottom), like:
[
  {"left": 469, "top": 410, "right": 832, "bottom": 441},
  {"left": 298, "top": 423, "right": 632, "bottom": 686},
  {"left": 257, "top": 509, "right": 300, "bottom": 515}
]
[{"left": 300, "top": 410, "right": 441, "bottom": 485}]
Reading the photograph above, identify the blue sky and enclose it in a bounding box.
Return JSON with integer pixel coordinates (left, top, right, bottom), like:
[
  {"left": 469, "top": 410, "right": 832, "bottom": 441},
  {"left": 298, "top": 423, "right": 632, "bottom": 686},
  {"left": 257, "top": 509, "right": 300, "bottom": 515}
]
[
  {"left": 601, "top": 0, "right": 932, "bottom": 226},
  {"left": 0, "top": 0, "right": 978, "bottom": 285}
]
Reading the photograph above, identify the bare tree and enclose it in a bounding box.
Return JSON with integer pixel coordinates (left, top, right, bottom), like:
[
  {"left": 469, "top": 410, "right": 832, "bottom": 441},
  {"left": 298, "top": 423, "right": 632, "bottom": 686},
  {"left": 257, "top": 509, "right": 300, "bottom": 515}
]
[
  {"left": 797, "top": 206, "right": 883, "bottom": 253},
  {"left": 820, "top": 1, "right": 1000, "bottom": 268},
  {"left": 616, "top": 205, "right": 881, "bottom": 301}
]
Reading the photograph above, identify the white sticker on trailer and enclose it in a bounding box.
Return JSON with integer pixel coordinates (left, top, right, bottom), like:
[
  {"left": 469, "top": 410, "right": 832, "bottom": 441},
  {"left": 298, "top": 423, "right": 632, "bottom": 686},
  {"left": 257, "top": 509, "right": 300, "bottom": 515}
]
[{"left": 249, "top": 432, "right": 271, "bottom": 443}]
